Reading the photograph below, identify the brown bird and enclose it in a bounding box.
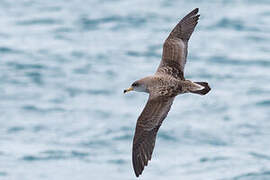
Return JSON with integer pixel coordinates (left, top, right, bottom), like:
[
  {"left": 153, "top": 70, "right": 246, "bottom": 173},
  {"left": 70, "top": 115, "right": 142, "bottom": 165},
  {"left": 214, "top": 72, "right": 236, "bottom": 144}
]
[{"left": 124, "top": 8, "right": 211, "bottom": 177}]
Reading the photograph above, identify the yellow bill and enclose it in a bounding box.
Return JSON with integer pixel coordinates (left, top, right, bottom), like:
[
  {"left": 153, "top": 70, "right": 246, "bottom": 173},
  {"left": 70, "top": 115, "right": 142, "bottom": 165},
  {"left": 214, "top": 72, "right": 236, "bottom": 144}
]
[{"left": 124, "top": 87, "right": 134, "bottom": 94}]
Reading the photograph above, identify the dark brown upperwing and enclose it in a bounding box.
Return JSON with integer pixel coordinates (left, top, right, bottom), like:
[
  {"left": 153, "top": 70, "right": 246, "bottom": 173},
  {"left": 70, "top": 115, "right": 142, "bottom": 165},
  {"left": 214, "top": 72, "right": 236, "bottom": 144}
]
[
  {"left": 132, "top": 96, "right": 174, "bottom": 177},
  {"left": 156, "top": 8, "right": 200, "bottom": 80}
]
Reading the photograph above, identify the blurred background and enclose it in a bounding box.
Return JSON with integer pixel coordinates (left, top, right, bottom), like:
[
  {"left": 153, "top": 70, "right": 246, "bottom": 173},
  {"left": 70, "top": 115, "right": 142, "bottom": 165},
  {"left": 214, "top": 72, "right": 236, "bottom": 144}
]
[{"left": 0, "top": 0, "right": 270, "bottom": 179}]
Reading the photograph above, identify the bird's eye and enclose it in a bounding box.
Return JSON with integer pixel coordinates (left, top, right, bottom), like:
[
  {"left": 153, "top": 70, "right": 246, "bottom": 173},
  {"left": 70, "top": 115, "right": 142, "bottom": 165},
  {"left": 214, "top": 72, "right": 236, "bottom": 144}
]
[{"left": 132, "top": 82, "right": 138, "bottom": 87}]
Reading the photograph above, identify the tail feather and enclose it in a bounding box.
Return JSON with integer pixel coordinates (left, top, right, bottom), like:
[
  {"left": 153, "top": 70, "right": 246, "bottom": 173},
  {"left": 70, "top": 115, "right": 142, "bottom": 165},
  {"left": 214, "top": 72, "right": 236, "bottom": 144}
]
[{"left": 191, "top": 82, "right": 211, "bottom": 95}]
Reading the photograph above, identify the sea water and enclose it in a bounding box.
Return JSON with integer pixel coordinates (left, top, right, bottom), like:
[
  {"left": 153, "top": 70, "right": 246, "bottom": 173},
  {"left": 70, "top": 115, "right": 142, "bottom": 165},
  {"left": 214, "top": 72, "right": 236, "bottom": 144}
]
[{"left": 0, "top": 0, "right": 270, "bottom": 179}]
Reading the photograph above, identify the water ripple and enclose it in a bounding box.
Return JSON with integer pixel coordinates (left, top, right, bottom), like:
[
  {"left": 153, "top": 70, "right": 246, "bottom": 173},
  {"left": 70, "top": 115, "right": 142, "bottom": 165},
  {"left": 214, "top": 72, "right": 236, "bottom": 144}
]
[
  {"left": 233, "top": 171, "right": 270, "bottom": 180},
  {"left": 249, "top": 152, "right": 270, "bottom": 160},
  {"left": 256, "top": 100, "right": 270, "bottom": 107},
  {"left": 79, "top": 15, "right": 147, "bottom": 31},
  {"left": 212, "top": 18, "right": 259, "bottom": 31},
  {"left": 0, "top": 172, "right": 7, "bottom": 177},
  {"left": 7, "top": 126, "right": 24, "bottom": 133},
  {"left": 16, "top": 18, "right": 62, "bottom": 26},
  {"left": 199, "top": 156, "right": 228, "bottom": 163},
  {"left": 22, "top": 105, "right": 65, "bottom": 113},
  {"left": 0, "top": 47, "right": 20, "bottom": 54},
  {"left": 7, "top": 62, "right": 46, "bottom": 70},
  {"left": 22, "top": 150, "right": 89, "bottom": 161},
  {"left": 208, "top": 56, "right": 270, "bottom": 67}
]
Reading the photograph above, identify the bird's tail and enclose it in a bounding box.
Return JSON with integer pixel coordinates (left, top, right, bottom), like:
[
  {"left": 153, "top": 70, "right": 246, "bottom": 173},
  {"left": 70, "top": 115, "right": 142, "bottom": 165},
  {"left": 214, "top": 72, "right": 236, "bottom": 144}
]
[{"left": 190, "top": 82, "right": 211, "bottom": 95}]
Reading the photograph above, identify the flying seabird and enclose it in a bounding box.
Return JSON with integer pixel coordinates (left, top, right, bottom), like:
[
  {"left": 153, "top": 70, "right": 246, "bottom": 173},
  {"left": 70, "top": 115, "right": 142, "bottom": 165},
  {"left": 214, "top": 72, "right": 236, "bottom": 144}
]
[{"left": 124, "top": 8, "right": 211, "bottom": 177}]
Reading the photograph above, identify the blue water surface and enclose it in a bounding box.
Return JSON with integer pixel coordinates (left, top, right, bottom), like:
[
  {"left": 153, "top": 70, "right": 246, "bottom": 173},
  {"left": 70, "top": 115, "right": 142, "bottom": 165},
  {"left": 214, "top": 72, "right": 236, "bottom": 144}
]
[{"left": 0, "top": 0, "right": 270, "bottom": 179}]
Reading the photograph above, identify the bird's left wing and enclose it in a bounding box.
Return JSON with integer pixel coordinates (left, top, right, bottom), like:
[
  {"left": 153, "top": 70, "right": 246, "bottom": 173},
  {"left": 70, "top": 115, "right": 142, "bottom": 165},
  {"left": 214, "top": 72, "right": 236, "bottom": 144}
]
[
  {"left": 156, "top": 8, "right": 200, "bottom": 80},
  {"left": 132, "top": 95, "right": 175, "bottom": 177}
]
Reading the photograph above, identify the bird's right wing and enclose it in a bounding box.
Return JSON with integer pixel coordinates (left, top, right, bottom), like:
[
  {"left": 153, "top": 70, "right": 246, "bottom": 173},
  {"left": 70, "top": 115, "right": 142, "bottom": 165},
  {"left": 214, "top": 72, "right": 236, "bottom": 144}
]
[
  {"left": 132, "top": 95, "right": 174, "bottom": 177},
  {"left": 156, "top": 8, "right": 200, "bottom": 80}
]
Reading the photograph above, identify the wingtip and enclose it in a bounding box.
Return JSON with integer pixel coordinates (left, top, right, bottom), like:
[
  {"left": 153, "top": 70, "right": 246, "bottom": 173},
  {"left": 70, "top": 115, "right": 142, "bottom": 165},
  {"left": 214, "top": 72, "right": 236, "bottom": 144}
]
[
  {"left": 133, "top": 153, "right": 143, "bottom": 178},
  {"left": 134, "top": 168, "right": 142, "bottom": 178},
  {"left": 195, "top": 14, "right": 201, "bottom": 21}
]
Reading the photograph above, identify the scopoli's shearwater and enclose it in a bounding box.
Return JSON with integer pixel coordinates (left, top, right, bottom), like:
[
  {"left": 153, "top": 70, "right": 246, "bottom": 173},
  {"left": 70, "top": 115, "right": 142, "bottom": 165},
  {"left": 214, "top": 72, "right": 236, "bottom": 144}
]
[{"left": 124, "top": 8, "right": 211, "bottom": 177}]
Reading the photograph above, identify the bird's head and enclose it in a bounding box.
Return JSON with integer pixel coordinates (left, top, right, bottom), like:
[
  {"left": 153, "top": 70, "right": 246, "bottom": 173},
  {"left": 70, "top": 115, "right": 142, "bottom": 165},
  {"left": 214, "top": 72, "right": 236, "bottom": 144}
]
[{"left": 124, "top": 80, "right": 148, "bottom": 94}]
